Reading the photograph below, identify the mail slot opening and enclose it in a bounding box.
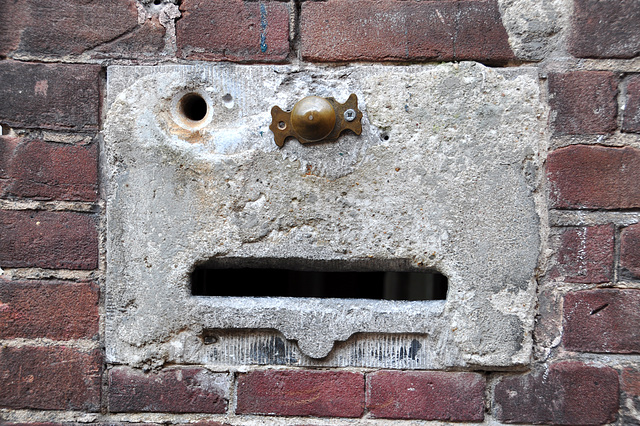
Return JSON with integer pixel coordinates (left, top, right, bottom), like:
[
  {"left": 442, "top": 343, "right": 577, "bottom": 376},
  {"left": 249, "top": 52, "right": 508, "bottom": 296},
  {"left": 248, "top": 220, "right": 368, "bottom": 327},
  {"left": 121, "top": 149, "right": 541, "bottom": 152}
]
[
  {"left": 191, "top": 267, "right": 448, "bottom": 301},
  {"left": 178, "top": 92, "right": 208, "bottom": 122}
]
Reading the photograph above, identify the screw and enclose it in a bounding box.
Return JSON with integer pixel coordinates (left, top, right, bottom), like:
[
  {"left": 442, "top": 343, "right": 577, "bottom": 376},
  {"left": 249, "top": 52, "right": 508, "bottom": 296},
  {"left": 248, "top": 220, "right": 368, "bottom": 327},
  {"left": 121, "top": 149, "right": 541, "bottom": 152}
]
[{"left": 344, "top": 109, "right": 356, "bottom": 122}]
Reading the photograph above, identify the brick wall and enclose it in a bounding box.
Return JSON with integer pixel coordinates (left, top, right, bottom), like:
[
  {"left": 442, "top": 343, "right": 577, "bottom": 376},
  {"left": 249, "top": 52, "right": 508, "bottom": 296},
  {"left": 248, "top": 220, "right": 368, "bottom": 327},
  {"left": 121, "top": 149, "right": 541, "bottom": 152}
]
[{"left": 0, "top": 0, "right": 638, "bottom": 425}]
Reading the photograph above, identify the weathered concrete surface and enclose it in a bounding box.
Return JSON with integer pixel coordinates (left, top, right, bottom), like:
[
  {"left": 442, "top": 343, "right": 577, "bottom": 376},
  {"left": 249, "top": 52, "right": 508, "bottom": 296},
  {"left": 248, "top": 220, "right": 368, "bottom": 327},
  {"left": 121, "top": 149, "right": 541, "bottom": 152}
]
[
  {"left": 104, "top": 63, "right": 547, "bottom": 368},
  {"left": 498, "top": 0, "right": 571, "bottom": 61}
]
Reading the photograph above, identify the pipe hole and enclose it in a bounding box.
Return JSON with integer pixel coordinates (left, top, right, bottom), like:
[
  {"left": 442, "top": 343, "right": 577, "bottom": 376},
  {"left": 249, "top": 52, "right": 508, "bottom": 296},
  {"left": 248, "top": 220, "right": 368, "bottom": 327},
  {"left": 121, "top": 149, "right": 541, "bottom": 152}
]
[{"left": 178, "top": 92, "right": 208, "bottom": 122}]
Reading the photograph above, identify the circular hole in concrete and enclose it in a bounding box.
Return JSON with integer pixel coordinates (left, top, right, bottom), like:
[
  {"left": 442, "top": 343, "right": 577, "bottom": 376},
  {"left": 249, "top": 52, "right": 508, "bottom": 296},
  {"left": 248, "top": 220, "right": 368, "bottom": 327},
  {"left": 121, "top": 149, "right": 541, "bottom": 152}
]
[
  {"left": 221, "top": 93, "right": 234, "bottom": 109},
  {"left": 179, "top": 92, "right": 208, "bottom": 122},
  {"left": 154, "top": 0, "right": 162, "bottom": 5},
  {"left": 380, "top": 132, "right": 390, "bottom": 141}
]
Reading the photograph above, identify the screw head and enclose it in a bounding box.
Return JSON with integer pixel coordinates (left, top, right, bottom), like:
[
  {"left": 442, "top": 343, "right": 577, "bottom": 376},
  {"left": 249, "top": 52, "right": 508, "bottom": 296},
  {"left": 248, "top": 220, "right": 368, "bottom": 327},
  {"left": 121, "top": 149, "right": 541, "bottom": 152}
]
[{"left": 344, "top": 109, "right": 356, "bottom": 122}]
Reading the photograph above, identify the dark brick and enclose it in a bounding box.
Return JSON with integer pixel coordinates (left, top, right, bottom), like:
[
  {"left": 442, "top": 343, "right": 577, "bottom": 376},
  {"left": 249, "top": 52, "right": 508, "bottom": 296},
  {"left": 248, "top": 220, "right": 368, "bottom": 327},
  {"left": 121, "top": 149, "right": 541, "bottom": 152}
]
[
  {"left": 621, "top": 367, "right": 640, "bottom": 398},
  {"left": 0, "top": 0, "right": 28, "bottom": 56},
  {"left": 236, "top": 370, "right": 364, "bottom": 418},
  {"left": 621, "top": 224, "right": 640, "bottom": 279},
  {"left": 454, "top": 1, "right": 516, "bottom": 63},
  {"left": 548, "top": 72, "right": 618, "bottom": 135},
  {"left": 0, "top": 278, "right": 99, "bottom": 339},
  {"left": 494, "top": 361, "right": 619, "bottom": 424},
  {"left": 0, "top": 61, "right": 101, "bottom": 131},
  {"left": 0, "top": 137, "right": 98, "bottom": 201},
  {"left": 367, "top": 371, "right": 485, "bottom": 421},
  {"left": 108, "top": 367, "right": 229, "bottom": 413},
  {"left": 570, "top": 0, "right": 640, "bottom": 59},
  {"left": 93, "top": 17, "right": 167, "bottom": 60},
  {"left": 0, "top": 210, "right": 98, "bottom": 270},
  {"left": 177, "top": 0, "right": 289, "bottom": 62},
  {"left": 564, "top": 289, "right": 640, "bottom": 354},
  {"left": 0, "top": 0, "right": 138, "bottom": 57},
  {"left": 622, "top": 75, "right": 640, "bottom": 133},
  {"left": 301, "top": 0, "right": 514, "bottom": 64},
  {"left": 550, "top": 225, "right": 614, "bottom": 284},
  {"left": 0, "top": 346, "right": 102, "bottom": 411},
  {"left": 547, "top": 145, "right": 640, "bottom": 210}
]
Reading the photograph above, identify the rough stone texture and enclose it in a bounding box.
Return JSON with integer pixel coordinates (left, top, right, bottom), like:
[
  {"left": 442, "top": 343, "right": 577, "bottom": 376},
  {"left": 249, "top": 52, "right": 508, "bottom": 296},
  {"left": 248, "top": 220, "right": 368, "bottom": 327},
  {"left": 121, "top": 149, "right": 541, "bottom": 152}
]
[
  {"left": 549, "top": 225, "right": 614, "bottom": 284},
  {"left": 236, "top": 370, "right": 364, "bottom": 418},
  {"left": 497, "top": 0, "right": 570, "bottom": 61},
  {"left": 0, "top": 0, "right": 138, "bottom": 57},
  {"left": 547, "top": 145, "right": 640, "bottom": 210},
  {"left": 177, "top": 0, "right": 289, "bottom": 62},
  {"left": 570, "top": 0, "right": 640, "bottom": 59},
  {"left": 0, "top": 346, "right": 102, "bottom": 411},
  {"left": 0, "top": 137, "right": 98, "bottom": 201},
  {"left": 563, "top": 289, "right": 640, "bottom": 354},
  {"left": 494, "top": 361, "right": 619, "bottom": 424},
  {"left": 367, "top": 371, "right": 485, "bottom": 421},
  {"left": 0, "top": 210, "right": 98, "bottom": 270},
  {"left": 0, "top": 278, "right": 99, "bottom": 339},
  {"left": 301, "top": 0, "right": 514, "bottom": 64},
  {"left": 621, "top": 224, "right": 640, "bottom": 280},
  {"left": 104, "top": 63, "right": 545, "bottom": 367},
  {"left": 548, "top": 71, "right": 618, "bottom": 135},
  {"left": 0, "top": 61, "right": 101, "bottom": 131},
  {"left": 109, "top": 367, "right": 229, "bottom": 413},
  {"left": 623, "top": 75, "right": 640, "bottom": 133}
]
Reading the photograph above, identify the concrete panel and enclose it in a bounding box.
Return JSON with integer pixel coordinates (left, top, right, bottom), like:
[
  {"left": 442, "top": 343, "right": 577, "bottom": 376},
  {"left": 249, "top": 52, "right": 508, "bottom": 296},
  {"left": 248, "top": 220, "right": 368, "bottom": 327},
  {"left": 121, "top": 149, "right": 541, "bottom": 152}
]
[{"left": 104, "top": 63, "right": 547, "bottom": 368}]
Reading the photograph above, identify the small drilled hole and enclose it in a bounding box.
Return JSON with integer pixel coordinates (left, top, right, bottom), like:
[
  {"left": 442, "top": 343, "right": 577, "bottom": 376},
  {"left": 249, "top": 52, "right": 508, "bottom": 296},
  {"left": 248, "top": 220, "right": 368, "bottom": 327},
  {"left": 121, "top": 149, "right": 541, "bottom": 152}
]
[
  {"left": 154, "top": 0, "right": 162, "bottom": 5},
  {"left": 278, "top": 121, "right": 286, "bottom": 130},
  {"left": 179, "top": 93, "right": 208, "bottom": 122},
  {"left": 380, "top": 132, "right": 390, "bottom": 141}
]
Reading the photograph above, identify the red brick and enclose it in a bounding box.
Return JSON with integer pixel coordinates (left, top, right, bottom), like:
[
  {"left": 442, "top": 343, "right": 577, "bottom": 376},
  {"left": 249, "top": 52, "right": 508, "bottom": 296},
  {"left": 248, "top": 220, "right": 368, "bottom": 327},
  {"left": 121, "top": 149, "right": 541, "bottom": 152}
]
[
  {"left": 0, "top": 61, "right": 101, "bottom": 131},
  {"left": 0, "top": 278, "right": 98, "bottom": 339},
  {"left": 548, "top": 72, "right": 618, "bottom": 135},
  {"left": 547, "top": 145, "right": 640, "bottom": 210},
  {"left": 236, "top": 370, "right": 364, "bottom": 418},
  {"left": 550, "top": 225, "right": 614, "bottom": 284},
  {"left": 0, "top": 137, "right": 98, "bottom": 202},
  {"left": 367, "top": 371, "right": 485, "bottom": 421},
  {"left": 108, "top": 367, "right": 230, "bottom": 413},
  {"left": 0, "top": 346, "right": 102, "bottom": 411},
  {"left": 570, "top": 0, "right": 640, "bottom": 59},
  {"left": 92, "top": 18, "right": 167, "bottom": 60},
  {"left": 177, "top": 0, "right": 290, "bottom": 62},
  {"left": 563, "top": 289, "right": 640, "bottom": 354},
  {"left": 621, "top": 367, "right": 640, "bottom": 398},
  {"left": 621, "top": 224, "right": 640, "bottom": 280},
  {"left": 0, "top": 0, "right": 28, "bottom": 56},
  {"left": 301, "top": 0, "right": 514, "bottom": 64},
  {"left": 494, "top": 361, "right": 619, "bottom": 424},
  {"left": 622, "top": 75, "right": 640, "bottom": 133},
  {"left": 0, "top": 0, "right": 138, "bottom": 57},
  {"left": 0, "top": 210, "right": 98, "bottom": 270}
]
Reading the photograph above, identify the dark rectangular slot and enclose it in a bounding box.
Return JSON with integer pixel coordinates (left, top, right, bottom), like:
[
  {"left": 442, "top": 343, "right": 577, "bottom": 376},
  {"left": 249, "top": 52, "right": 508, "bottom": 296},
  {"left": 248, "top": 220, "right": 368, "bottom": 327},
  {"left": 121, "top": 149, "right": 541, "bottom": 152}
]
[{"left": 191, "top": 268, "right": 447, "bottom": 301}]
